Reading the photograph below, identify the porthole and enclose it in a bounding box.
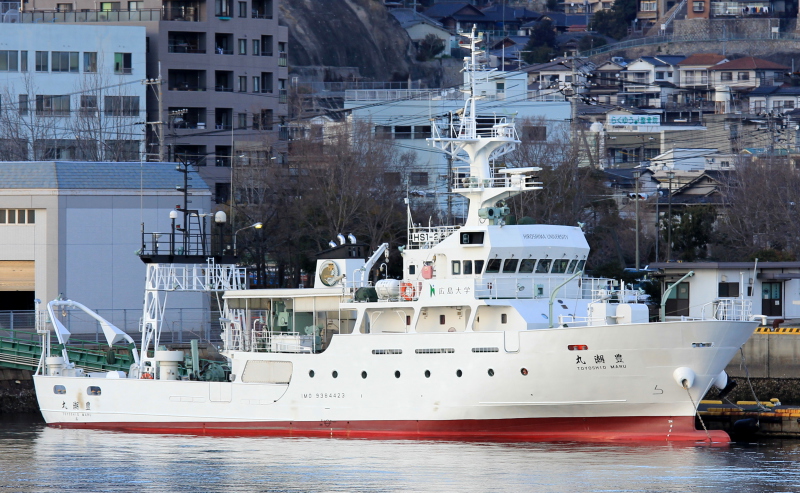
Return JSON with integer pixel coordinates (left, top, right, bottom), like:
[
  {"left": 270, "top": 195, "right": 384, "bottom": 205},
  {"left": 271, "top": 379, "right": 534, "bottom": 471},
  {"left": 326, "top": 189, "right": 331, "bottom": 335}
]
[
  {"left": 53, "top": 385, "right": 66, "bottom": 395},
  {"left": 488, "top": 369, "right": 495, "bottom": 377},
  {"left": 395, "top": 370, "right": 401, "bottom": 378},
  {"left": 456, "top": 369, "right": 463, "bottom": 378},
  {"left": 332, "top": 370, "right": 338, "bottom": 378},
  {"left": 521, "top": 368, "right": 529, "bottom": 376},
  {"left": 309, "top": 370, "right": 315, "bottom": 378},
  {"left": 87, "top": 386, "right": 102, "bottom": 396},
  {"left": 361, "top": 371, "right": 367, "bottom": 379},
  {"left": 424, "top": 369, "right": 431, "bottom": 378}
]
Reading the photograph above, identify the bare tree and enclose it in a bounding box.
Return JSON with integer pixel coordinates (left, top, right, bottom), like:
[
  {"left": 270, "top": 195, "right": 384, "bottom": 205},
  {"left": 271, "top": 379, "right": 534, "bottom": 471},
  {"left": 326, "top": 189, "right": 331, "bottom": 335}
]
[{"left": 715, "top": 156, "right": 800, "bottom": 260}]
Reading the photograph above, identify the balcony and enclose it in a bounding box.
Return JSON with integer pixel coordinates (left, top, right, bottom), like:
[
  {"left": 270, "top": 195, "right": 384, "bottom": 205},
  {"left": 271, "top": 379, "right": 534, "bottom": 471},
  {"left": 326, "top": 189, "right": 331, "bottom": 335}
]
[
  {"left": 168, "top": 32, "right": 206, "bottom": 53},
  {"left": 682, "top": 76, "right": 709, "bottom": 86},
  {"left": 279, "top": 89, "right": 287, "bottom": 104},
  {"left": 278, "top": 51, "right": 287, "bottom": 67},
  {"left": 162, "top": 3, "right": 201, "bottom": 21},
  {"left": 168, "top": 69, "right": 206, "bottom": 91},
  {"left": 214, "top": 33, "right": 234, "bottom": 55},
  {"left": 215, "top": 71, "right": 233, "bottom": 92},
  {"left": 251, "top": 0, "right": 272, "bottom": 18}
]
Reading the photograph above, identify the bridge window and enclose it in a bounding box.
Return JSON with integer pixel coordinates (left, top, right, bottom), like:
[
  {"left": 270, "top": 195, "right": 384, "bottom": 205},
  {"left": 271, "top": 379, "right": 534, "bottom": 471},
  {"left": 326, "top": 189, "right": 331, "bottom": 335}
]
[
  {"left": 87, "top": 386, "right": 101, "bottom": 396},
  {"left": 475, "top": 260, "right": 484, "bottom": 273},
  {"left": 566, "top": 259, "right": 578, "bottom": 274},
  {"left": 519, "top": 259, "right": 535, "bottom": 273},
  {"left": 452, "top": 260, "right": 461, "bottom": 275},
  {"left": 502, "top": 259, "right": 518, "bottom": 273},
  {"left": 577, "top": 260, "right": 586, "bottom": 272},
  {"left": 536, "top": 259, "right": 552, "bottom": 273},
  {"left": 485, "top": 259, "right": 501, "bottom": 273},
  {"left": 53, "top": 385, "right": 66, "bottom": 394},
  {"left": 463, "top": 260, "right": 473, "bottom": 275},
  {"left": 552, "top": 259, "right": 569, "bottom": 274}
]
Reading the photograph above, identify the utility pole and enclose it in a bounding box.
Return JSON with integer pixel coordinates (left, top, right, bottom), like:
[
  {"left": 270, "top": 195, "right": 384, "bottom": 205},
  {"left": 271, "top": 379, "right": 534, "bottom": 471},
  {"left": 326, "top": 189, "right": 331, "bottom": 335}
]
[
  {"left": 633, "top": 168, "right": 641, "bottom": 270},
  {"left": 143, "top": 62, "right": 164, "bottom": 161}
]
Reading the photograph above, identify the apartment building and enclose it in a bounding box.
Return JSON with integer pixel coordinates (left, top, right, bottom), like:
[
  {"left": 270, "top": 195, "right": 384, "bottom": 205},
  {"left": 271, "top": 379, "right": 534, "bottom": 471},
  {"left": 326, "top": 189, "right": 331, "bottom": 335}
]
[
  {"left": 0, "top": 24, "right": 146, "bottom": 161},
  {"left": 13, "top": 0, "right": 288, "bottom": 203}
]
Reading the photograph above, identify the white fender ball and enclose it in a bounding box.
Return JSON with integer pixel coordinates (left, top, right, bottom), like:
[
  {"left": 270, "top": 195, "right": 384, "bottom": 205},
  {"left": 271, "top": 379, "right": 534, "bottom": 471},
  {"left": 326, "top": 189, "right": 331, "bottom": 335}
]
[
  {"left": 673, "top": 367, "right": 696, "bottom": 389},
  {"left": 713, "top": 370, "right": 728, "bottom": 390}
]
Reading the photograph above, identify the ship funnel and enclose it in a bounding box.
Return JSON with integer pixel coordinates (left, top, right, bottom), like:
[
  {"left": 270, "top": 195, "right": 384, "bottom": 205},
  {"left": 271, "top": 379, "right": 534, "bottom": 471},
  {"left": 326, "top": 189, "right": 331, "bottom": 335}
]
[{"left": 673, "top": 367, "right": 696, "bottom": 389}]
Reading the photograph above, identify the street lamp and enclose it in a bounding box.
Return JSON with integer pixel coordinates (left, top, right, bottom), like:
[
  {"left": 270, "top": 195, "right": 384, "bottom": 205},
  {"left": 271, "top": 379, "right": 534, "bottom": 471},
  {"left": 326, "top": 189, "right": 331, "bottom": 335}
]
[
  {"left": 666, "top": 170, "right": 675, "bottom": 262},
  {"left": 233, "top": 222, "right": 263, "bottom": 256},
  {"left": 632, "top": 169, "right": 641, "bottom": 270}
]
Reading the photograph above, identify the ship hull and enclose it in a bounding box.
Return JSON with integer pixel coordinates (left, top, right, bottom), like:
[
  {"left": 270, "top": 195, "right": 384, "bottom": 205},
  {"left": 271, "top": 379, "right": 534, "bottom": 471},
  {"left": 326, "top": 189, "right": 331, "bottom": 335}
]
[{"left": 34, "top": 319, "right": 755, "bottom": 443}]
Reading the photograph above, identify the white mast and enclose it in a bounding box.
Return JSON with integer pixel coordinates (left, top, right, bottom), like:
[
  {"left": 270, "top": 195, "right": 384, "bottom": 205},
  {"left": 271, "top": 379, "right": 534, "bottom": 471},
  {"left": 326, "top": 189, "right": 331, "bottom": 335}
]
[{"left": 427, "top": 27, "right": 541, "bottom": 227}]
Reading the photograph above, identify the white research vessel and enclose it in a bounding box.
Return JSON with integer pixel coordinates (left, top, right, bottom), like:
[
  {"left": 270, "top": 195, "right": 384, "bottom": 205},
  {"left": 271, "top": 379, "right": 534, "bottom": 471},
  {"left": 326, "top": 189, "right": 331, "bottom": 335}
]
[{"left": 33, "top": 31, "right": 759, "bottom": 442}]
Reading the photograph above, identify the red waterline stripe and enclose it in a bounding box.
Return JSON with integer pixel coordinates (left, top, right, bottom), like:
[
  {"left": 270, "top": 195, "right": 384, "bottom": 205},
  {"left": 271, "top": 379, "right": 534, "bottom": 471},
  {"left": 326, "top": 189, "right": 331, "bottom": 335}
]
[{"left": 47, "top": 416, "right": 730, "bottom": 443}]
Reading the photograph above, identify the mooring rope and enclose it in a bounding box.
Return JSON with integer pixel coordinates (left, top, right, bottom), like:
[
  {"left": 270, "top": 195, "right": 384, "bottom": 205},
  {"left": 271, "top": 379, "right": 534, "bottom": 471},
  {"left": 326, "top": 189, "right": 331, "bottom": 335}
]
[
  {"left": 685, "top": 384, "right": 712, "bottom": 442},
  {"left": 739, "top": 347, "right": 769, "bottom": 412}
]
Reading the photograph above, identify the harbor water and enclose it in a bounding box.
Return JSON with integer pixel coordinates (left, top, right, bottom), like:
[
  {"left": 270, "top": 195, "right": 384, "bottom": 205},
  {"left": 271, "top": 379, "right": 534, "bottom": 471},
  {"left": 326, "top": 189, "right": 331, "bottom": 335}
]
[{"left": 2, "top": 414, "right": 800, "bottom": 492}]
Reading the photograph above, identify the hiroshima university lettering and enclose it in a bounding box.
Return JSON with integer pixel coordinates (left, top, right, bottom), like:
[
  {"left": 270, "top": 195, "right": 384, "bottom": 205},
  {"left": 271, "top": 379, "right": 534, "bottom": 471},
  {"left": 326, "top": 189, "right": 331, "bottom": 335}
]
[{"left": 608, "top": 115, "right": 661, "bottom": 126}]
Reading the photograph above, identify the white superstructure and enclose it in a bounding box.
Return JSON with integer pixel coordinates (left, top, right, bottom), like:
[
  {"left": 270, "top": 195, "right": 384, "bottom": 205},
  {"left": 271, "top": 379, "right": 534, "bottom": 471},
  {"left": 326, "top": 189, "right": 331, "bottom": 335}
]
[{"left": 33, "top": 30, "right": 759, "bottom": 442}]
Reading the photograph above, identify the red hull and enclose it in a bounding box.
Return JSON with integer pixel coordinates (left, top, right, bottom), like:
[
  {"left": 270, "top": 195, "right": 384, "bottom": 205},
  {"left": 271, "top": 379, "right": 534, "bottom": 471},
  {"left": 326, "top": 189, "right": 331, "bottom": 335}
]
[{"left": 47, "top": 416, "right": 729, "bottom": 443}]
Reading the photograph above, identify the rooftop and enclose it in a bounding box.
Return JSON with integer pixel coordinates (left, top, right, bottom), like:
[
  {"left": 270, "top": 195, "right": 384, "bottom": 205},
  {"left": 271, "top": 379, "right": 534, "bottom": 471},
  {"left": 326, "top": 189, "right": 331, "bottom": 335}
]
[
  {"left": 0, "top": 162, "right": 209, "bottom": 191},
  {"left": 710, "top": 57, "right": 790, "bottom": 71}
]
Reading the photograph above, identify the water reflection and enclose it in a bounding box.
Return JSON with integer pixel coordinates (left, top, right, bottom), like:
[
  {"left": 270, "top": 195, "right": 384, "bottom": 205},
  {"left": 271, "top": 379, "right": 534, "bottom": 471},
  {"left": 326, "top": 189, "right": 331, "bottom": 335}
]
[{"left": 1, "top": 415, "right": 800, "bottom": 493}]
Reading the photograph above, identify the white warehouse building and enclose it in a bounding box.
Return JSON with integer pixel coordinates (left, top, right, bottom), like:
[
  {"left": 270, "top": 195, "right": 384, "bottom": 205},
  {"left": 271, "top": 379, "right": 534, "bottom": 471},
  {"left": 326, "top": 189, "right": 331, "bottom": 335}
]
[
  {"left": 0, "top": 24, "right": 146, "bottom": 161},
  {"left": 0, "top": 162, "right": 211, "bottom": 322}
]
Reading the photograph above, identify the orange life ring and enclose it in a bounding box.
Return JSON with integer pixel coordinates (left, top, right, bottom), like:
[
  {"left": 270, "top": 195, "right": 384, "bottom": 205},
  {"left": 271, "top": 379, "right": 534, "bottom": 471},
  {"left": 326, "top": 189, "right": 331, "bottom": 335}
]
[
  {"left": 400, "top": 282, "right": 417, "bottom": 301},
  {"left": 142, "top": 372, "right": 153, "bottom": 380}
]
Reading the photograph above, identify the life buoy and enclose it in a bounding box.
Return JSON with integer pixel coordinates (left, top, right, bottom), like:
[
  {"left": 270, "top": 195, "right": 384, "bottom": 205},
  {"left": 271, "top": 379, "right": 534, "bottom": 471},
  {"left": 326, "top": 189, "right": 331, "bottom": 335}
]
[
  {"left": 141, "top": 372, "right": 153, "bottom": 380},
  {"left": 400, "top": 282, "right": 416, "bottom": 301}
]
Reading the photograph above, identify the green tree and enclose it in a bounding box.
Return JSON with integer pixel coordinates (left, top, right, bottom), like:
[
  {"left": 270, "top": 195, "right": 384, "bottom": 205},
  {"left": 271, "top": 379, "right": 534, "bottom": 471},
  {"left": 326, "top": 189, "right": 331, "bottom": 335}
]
[
  {"left": 522, "top": 20, "right": 558, "bottom": 64},
  {"left": 590, "top": 0, "right": 637, "bottom": 40},
  {"left": 577, "top": 35, "right": 608, "bottom": 52},
  {"left": 416, "top": 33, "right": 445, "bottom": 62},
  {"left": 665, "top": 205, "right": 716, "bottom": 261}
]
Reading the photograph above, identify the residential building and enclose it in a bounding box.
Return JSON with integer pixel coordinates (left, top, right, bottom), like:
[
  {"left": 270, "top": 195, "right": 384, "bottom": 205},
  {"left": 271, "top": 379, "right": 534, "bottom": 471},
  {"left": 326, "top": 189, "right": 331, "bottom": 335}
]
[
  {"left": 708, "top": 57, "right": 788, "bottom": 94},
  {"left": 0, "top": 161, "right": 211, "bottom": 314},
  {"left": 747, "top": 86, "right": 800, "bottom": 114},
  {"left": 423, "top": 2, "right": 494, "bottom": 33},
  {"left": 586, "top": 58, "right": 626, "bottom": 105},
  {"left": 389, "top": 8, "right": 457, "bottom": 57},
  {"left": 674, "top": 53, "right": 728, "bottom": 111},
  {"left": 14, "top": 0, "right": 289, "bottom": 204},
  {"left": 618, "top": 56, "right": 685, "bottom": 108},
  {"left": 343, "top": 69, "right": 570, "bottom": 220},
  {"left": 0, "top": 24, "right": 146, "bottom": 161}
]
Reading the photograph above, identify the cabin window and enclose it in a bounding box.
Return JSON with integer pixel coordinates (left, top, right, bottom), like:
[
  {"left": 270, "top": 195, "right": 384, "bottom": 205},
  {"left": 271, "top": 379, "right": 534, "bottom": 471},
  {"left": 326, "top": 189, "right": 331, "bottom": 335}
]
[
  {"left": 439, "top": 315, "right": 446, "bottom": 324},
  {"left": 87, "top": 386, "right": 101, "bottom": 396},
  {"left": 406, "top": 315, "right": 411, "bottom": 325},
  {"left": 475, "top": 260, "right": 484, "bottom": 273},
  {"left": 502, "top": 259, "right": 519, "bottom": 273},
  {"left": 566, "top": 259, "right": 578, "bottom": 274},
  {"left": 486, "top": 259, "right": 501, "bottom": 273},
  {"left": 408, "top": 265, "right": 416, "bottom": 275},
  {"left": 501, "top": 313, "right": 507, "bottom": 324},
  {"left": 463, "top": 260, "right": 473, "bottom": 275},
  {"left": 518, "top": 259, "right": 535, "bottom": 273},
  {"left": 53, "top": 385, "right": 66, "bottom": 394},
  {"left": 718, "top": 282, "right": 739, "bottom": 297},
  {"left": 552, "top": 259, "right": 569, "bottom": 274},
  {"left": 452, "top": 261, "right": 461, "bottom": 275},
  {"left": 536, "top": 259, "right": 552, "bottom": 273},
  {"left": 576, "top": 260, "right": 586, "bottom": 272}
]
